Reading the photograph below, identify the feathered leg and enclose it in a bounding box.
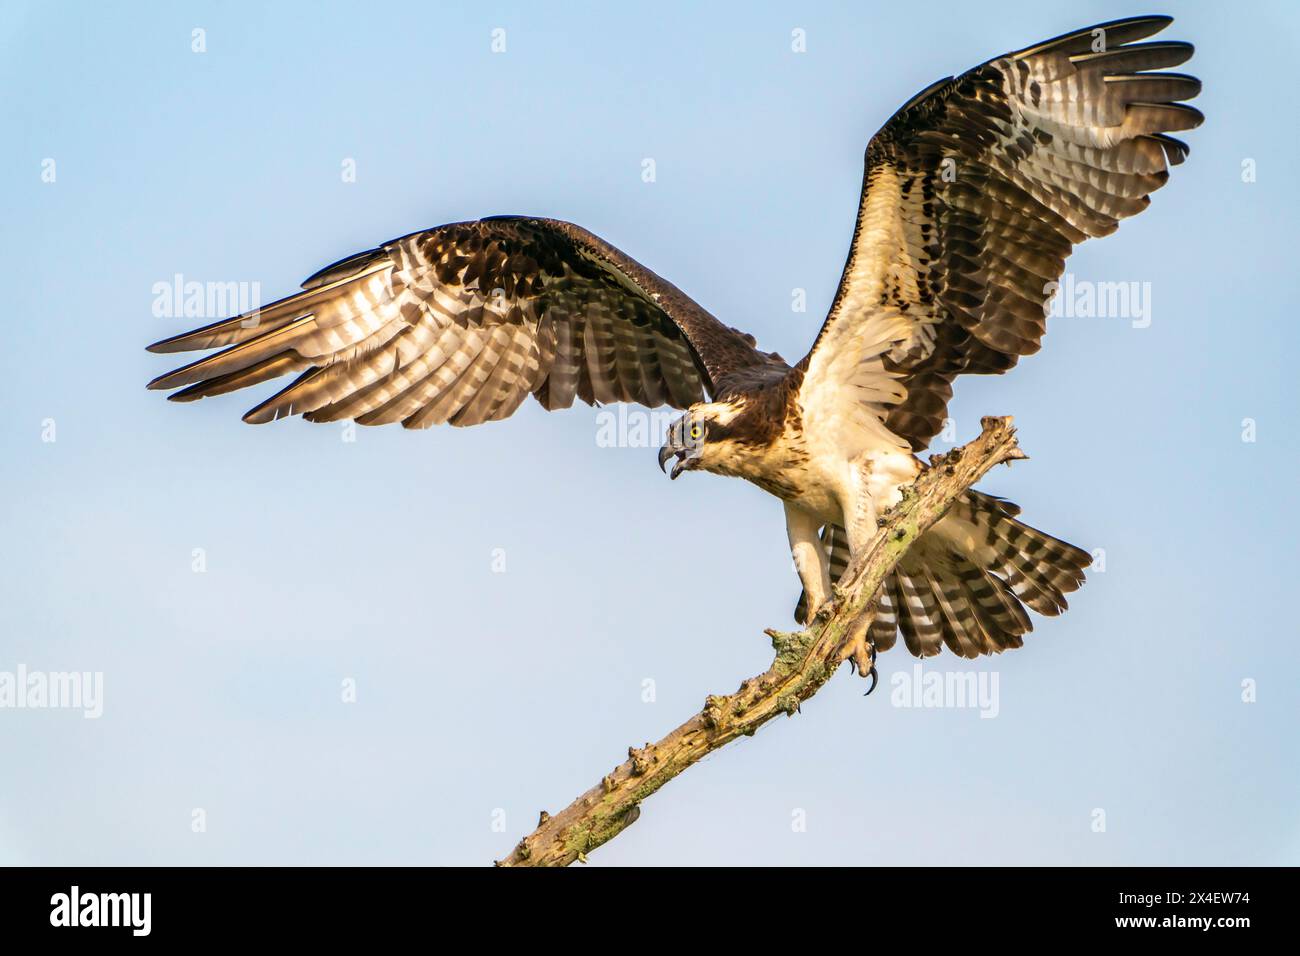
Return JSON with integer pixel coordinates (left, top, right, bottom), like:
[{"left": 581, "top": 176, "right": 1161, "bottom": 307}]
[{"left": 785, "top": 503, "right": 832, "bottom": 621}]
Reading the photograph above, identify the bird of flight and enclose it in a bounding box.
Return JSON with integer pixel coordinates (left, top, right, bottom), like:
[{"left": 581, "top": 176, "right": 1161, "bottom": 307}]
[{"left": 147, "top": 16, "right": 1200, "bottom": 661}]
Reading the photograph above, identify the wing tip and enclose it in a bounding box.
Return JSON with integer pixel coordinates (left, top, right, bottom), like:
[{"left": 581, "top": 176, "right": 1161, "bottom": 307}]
[
  {"left": 240, "top": 402, "right": 282, "bottom": 425},
  {"left": 145, "top": 334, "right": 197, "bottom": 355},
  {"left": 1181, "top": 103, "right": 1205, "bottom": 130},
  {"left": 1090, "top": 13, "right": 1175, "bottom": 34},
  {"left": 241, "top": 401, "right": 284, "bottom": 425},
  {"left": 1013, "top": 14, "right": 1175, "bottom": 60}
]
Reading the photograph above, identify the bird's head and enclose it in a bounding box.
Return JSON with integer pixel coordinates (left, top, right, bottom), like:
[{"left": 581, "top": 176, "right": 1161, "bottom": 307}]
[{"left": 657, "top": 401, "right": 747, "bottom": 480}]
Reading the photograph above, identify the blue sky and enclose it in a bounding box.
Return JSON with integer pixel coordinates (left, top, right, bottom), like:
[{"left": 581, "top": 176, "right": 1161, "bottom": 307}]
[{"left": 2, "top": 0, "right": 1297, "bottom": 865}]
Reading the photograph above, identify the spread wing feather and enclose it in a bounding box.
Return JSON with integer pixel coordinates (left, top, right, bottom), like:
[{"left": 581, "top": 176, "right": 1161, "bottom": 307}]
[
  {"left": 148, "top": 217, "right": 770, "bottom": 427},
  {"left": 799, "top": 15, "right": 1202, "bottom": 449}
]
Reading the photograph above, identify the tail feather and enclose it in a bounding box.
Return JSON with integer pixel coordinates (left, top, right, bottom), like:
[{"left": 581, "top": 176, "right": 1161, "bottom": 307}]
[
  {"left": 923, "top": 565, "right": 982, "bottom": 658},
  {"left": 790, "top": 491, "right": 1089, "bottom": 658},
  {"left": 929, "top": 492, "right": 1089, "bottom": 616},
  {"left": 894, "top": 570, "right": 945, "bottom": 657},
  {"left": 869, "top": 582, "right": 899, "bottom": 653}
]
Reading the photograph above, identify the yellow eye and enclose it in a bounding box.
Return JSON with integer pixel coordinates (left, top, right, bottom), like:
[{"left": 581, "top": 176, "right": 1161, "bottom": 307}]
[{"left": 689, "top": 424, "right": 702, "bottom": 440}]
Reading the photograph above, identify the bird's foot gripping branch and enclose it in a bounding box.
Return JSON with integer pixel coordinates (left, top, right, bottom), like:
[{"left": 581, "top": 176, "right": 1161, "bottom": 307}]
[{"left": 496, "top": 417, "right": 1027, "bottom": 867}]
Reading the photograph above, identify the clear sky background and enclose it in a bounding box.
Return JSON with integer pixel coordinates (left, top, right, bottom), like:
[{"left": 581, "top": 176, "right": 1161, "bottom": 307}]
[{"left": 3, "top": 0, "right": 1297, "bottom": 866}]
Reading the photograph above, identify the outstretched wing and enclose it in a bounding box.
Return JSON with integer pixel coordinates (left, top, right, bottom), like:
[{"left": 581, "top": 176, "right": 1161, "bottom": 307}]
[
  {"left": 147, "top": 217, "right": 767, "bottom": 427},
  {"left": 799, "top": 15, "right": 1202, "bottom": 450}
]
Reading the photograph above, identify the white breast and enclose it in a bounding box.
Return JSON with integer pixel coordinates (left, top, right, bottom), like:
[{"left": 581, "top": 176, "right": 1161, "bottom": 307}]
[{"left": 767, "top": 416, "right": 920, "bottom": 526}]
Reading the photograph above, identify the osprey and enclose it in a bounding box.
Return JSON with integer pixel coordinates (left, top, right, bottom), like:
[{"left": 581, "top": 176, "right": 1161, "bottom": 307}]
[{"left": 147, "top": 16, "right": 1201, "bottom": 660}]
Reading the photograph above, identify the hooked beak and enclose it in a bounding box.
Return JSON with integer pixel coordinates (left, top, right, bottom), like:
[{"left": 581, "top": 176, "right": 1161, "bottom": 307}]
[
  {"left": 657, "top": 443, "right": 690, "bottom": 480},
  {"left": 658, "top": 420, "right": 697, "bottom": 480}
]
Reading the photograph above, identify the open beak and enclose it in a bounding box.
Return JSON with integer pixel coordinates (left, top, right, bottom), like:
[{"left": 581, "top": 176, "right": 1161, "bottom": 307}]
[
  {"left": 657, "top": 443, "right": 688, "bottom": 480},
  {"left": 658, "top": 420, "right": 696, "bottom": 480}
]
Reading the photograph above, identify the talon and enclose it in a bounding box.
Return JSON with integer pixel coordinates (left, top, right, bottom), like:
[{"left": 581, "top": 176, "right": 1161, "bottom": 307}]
[
  {"left": 863, "top": 666, "right": 879, "bottom": 697},
  {"left": 861, "top": 641, "right": 878, "bottom": 695}
]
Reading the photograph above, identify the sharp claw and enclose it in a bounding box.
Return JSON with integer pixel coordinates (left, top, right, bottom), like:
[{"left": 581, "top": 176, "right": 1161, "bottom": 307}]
[{"left": 862, "top": 640, "right": 879, "bottom": 696}]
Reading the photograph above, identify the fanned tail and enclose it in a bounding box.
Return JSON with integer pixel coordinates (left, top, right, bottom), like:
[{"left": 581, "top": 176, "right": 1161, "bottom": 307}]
[{"left": 792, "top": 492, "right": 1090, "bottom": 658}]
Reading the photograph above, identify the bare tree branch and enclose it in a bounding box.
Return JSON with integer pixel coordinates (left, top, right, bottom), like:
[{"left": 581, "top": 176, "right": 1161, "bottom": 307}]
[{"left": 495, "top": 416, "right": 1026, "bottom": 867}]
